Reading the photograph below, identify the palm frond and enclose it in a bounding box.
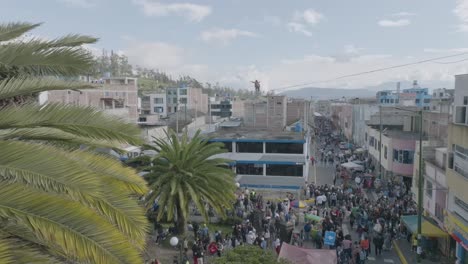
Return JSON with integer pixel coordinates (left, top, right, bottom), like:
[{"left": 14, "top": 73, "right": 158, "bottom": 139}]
[
  {"left": 0, "top": 238, "right": 13, "bottom": 264},
  {"left": 70, "top": 150, "right": 148, "bottom": 195},
  {"left": 0, "top": 104, "right": 142, "bottom": 145},
  {"left": 0, "top": 183, "right": 144, "bottom": 264},
  {"left": 0, "top": 141, "right": 102, "bottom": 198},
  {"left": 0, "top": 22, "right": 41, "bottom": 42},
  {"left": 0, "top": 42, "right": 95, "bottom": 76},
  {"left": 0, "top": 237, "right": 62, "bottom": 264},
  {"left": 0, "top": 77, "right": 95, "bottom": 100},
  {"left": 38, "top": 34, "right": 97, "bottom": 48},
  {"left": 0, "top": 127, "right": 128, "bottom": 151}
]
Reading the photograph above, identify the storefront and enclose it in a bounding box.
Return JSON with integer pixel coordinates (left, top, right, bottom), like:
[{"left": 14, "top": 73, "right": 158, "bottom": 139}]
[{"left": 445, "top": 211, "right": 468, "bottom": 264}]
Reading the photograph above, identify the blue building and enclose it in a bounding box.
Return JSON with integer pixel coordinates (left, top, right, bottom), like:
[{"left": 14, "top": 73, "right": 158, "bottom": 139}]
[
  {"left": 376, "top": 81, "right": 432, "bottom": 109},
  {"left": 207, "top": 129, "right": 310, "bottom": 191}
]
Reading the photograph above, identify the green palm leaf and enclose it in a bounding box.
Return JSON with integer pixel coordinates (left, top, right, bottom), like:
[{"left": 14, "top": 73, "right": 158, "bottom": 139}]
[
  {"left": 0, "top": 104, "right": 142, "bottom": 145},
  {"left": 0, "top": 183, "right": 143, "bottom": 264},
  {"left": 0, "top": 22, "right": 40, "bottom": 42},
  {"left": 0, "top": 77, "right": 95, "bottom": 100},
  {"left": 0, "top": 238, "right": 13, "bottom": 264}
]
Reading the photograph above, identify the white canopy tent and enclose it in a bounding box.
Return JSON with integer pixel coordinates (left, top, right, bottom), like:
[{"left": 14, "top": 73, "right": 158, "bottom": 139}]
[{"left": 341, "top": 162, "right": 364, "bottom": 170}]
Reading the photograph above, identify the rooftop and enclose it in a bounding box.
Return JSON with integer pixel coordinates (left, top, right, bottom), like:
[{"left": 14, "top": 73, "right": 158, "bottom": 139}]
[
  {"left": 382, "top": 130, "right": 423, "bottom": 140},
  {"left": 206, "top": 128, "right": 304, "bottom": 141}
]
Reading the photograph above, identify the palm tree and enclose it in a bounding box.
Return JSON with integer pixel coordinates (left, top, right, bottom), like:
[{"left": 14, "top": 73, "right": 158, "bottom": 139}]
[
  {"left": 145, "top": 130, "right": 237, "bottom": 236},
  {"left": 0, "top": 22, "right": 148, "bottom": 264}
]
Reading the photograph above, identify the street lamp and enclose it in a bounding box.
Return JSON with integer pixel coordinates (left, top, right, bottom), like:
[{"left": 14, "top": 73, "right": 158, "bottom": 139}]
[{"left": 170, "top": 236, "right": 183, "bottom": 264}]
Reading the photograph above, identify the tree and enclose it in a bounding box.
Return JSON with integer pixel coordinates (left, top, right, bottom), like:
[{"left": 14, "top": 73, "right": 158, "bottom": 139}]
[
  {"left": 145, "top": 130, "right": 236, "bottom": 236},
  {"left": 212, "top": 245, "right": 292, "bottom": 264},
  {"left": 0, "top": 22, "right": 148, "bottom": 264}
]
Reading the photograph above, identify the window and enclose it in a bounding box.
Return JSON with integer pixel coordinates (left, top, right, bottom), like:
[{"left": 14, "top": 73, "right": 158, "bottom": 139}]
[
  {"left": 142, "top": 110, "right": 150, "bottom": 115},
  {"left": 390, "top": 99, "right": 394, "bottom": 103},
  {"left": 277, "top": 102, "right": 282, "bottom": 105},
  {"left": 426, "top": 180, "right": 433, "bottom": 197},
  {"left": 222, "top": 142, "right": 233, "bottom": 152},
  {"left": 179, "top": 89, "right": 187, "bottom": 95},
  {"left": 236, "top": 163, "right": 263, "bottom": 175},
  {"left": 173, "top": 98, "right": 178, "bottom": 104},
  {"left": 423, "top": 98, "right": 431, "bottom": 103},
  {"left": 154, "top": 107, "right": 164, "bottom": 113},
  {"left": 415, "top": 99, "right": 420, "bottom": 104},
  {"left": 266, "top": 143, "right": 303, "bottom": 154},
  {"left": 381, "top": 99, "right": 384, "bottom": 103},
  {"left": 384, "top": 146, "right": 387, "bottom": 159},
  {"left": 180, "top": 98, "right": 187, "bottom": 104},
  {"left": 455, "top": 196, "right": 468, "bottom": 213},
  {"left": 464, "top": 96, "right": 468, "bottom": 105},
  {"left": 266, "top": 164, "right": 303, "bottom": 177},
  {"left": 138, "top": 117, "right": 147, "bottom": 122},
  {"left": 440, "top": 92, "right": 443, "bottom": 97},
  {"left": 393, "top": 149, "right": 415, "bottom": 164},
  {"left": 237, "top": 142, "right": 263, "bottom": 153},
  {"left": 154, "top": 98, "right": 164, "bottom": 104}
]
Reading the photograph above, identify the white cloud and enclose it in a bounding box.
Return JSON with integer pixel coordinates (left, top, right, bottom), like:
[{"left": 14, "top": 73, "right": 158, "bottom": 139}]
[
  {"left": 57, "top": 0, "right": 95, "bottom": 8},
  {"left": 293, "top": 9, "right": 324, "bottom": 25},
  {"left": 378, "top": 19, "right": 411, "bottom": 27},
  {"left": 454, "top": 0, "right": 468, "bottom": 31},
  {"left": 424, "top": 48, "right": 468, "bottom": 53},
  {"left": 124, "top": 41, "right": 184, "bottom": 69},
  {"left": 132, "top": 0, "right": 212, "bottom": 22},
  {"left": 392, "top": 12, "right": 416, "bottom": 17},
  {"left": 344, "top": 44, "right": 363, "bottom": 55},
  {"left": 288, "top": 9, "right": 323, "bottom": 36},
  {"left": 200, "top": 28, "right": 258, "bottom": 44},
  {"left": 287, "top": 22, "right": 312, "bottom": 36}
]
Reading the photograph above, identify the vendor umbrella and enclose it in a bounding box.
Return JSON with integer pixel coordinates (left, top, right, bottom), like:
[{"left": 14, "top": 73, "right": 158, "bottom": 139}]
[
  {"left": 305, "top": 214, "right": 323, "bottom": 222},
  {"left": 291, "top": 200, "right": 307, "bottom": 208}
]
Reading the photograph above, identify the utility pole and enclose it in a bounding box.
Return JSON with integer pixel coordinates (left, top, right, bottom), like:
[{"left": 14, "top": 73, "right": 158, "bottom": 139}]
[
  {"left": 379, "top": 105, "right": 383, "bottom": 179},
  {"left": 417, "top": 109, "right": 423, "bottom": 262},
  {"left": 184, "top": 100, "right": 187, "bottom": 133},
  {"left": 176, "top": 103, "right": 179, "bottom": 134}
]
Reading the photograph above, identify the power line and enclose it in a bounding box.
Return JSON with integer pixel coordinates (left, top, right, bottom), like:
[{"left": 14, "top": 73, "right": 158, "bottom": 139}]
[
  {"left": 432, "top": 57, "right": 468, "bottom": 64},
  {"left": 271, "top": 52, "right": 468, "bottom": 91}
]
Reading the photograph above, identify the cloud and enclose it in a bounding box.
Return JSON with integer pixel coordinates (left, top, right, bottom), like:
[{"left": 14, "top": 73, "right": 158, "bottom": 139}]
[
  {"left": 200, "top": 28, "right": 258, "bottom": 44},
  {"left": 57, "top": 0, "right": 95, "bottom": 8},
  {"left": 287, "top": 22, "right": 312, "bottom": 36},
  {"left": 424, "top": 48, "right": 468, "bottom": 53},
  {"left": 287, "top": 9, "right": 323, "bottom": 36},
  {"left": 392, "top": 12, "right": 416, "bottom": 17},
  {"left": 454, "top": 0, "right": 468, "bottom": 31},
  {"left": 132, "top": 0, "right": 212, "bottom": 22},
  {"left": 378, "top": 19, "right": 411, "bottom": 27}
]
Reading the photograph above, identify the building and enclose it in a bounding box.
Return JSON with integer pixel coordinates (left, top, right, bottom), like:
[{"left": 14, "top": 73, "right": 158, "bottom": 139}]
[
  {"left": 209, "top": 98, "right": 233, "bottom": 119},
  {"left": 315, "top": 100, "right": 331, "bottom": 117},
  {"left": 350, "top": 99, "right": 379, "bottom": 147},
  {"left": 365, "top": 107, "right": 424, "bottom": 186},
  {"left": 207, "top": 128, "right": 309, "bottom": 191},
  {"left": 445, "top": 74, "right": 468, "bottom": 264},
  {"left": 430, "top": 88, "right": 454, "bottom": 114},
  {"left": 140, "top": 92, "right": 166, "bottom": 117},
  {"left": 165, "top": 87, "right": 208, "bottom": 115},
  {"left": 231, "top": 98, "right": 245, "bottom": 118},
  {"left": 286, "top": 99, "right": 312, "bottom": 127},
  {"left": 243, "top": 96, "right": 287, "bottom": 130},
  {"left": 47, "top": 77, "right": 138, "bottom": 123},
  {"left": 376, "top": 81, "right": 432, "bottom": 109}
]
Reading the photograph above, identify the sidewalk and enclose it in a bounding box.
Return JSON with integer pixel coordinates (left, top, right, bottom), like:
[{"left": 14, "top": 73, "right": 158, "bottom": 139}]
[{"left": 393, "top": 238, "right": 452, "bottom": 264}]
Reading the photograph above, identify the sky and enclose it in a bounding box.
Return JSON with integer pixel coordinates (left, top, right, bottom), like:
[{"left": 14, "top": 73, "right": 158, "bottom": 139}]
[{"left": 3, "top": 0, "right": 468, "bottom": 91}]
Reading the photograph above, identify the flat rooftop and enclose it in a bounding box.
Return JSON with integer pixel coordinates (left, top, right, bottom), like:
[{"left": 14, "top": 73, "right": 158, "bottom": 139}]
[
  {"left": 383, "top": 130, "right": 425, "bottom": 140},
  {"left": 206, "top": 128, "right": 304, "bottom": 141}
]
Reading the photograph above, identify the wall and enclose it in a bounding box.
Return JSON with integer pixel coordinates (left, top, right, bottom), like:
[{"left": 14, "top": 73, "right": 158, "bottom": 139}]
[
  {"left": 140, "top": 125, "right": 168, "bottom": 143},
  {"left": 352, "top": 104, "right": 379, "bottom": 147}
]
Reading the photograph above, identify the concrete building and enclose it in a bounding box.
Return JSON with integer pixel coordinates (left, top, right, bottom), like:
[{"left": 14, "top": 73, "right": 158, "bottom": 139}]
[
  {"left": 350, "top": 100, "right": 379, "bottom": 147},
  {"left": 207, "top": 128, "right": 309, "bottom": 191},
  {"left": 209, "top": 98, "right": 233, "bottom": 119},
  {"left": 330, "top": 103, "right": 353, "bottom": 140},
  {"left": 243, "top": 96, "right": 287, "bottom": 130},
  {"left": 365, "top": 107, "right": 424, "bottom": 185},
  {"left": 47, "top": 77, "right": 138, "bottom": 123},
  {"left": 315, "top": 100, "right": 331, "bottom": 117},
  {"left": 166, "top": 87, "right": 208, "bottom": 115},
  {"left": 231, "top": 98, "right": 245, "bottom": 118},
  {"left": 430, "top": 88, "right": 454, "bottom": 114},
  {"left": 286, "top": 98, "right": 313, "bottom": 128},
  {"left": 140, "top": 93, "right": 166, "bottom": 117},
  {"left": 446, "top": 74, "right": 468, "bottom": 264},
  {"left": 376, "top": 81, "right": 432, "bottom": 109}
]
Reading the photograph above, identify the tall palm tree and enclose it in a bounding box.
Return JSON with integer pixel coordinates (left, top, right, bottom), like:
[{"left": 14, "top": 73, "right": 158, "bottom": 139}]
[
  {"left": 0, "top": 22, "right": 148, "bottom": 264},
  {"left": 145, "top": 130, "right": 236, "bottom": 236}
]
